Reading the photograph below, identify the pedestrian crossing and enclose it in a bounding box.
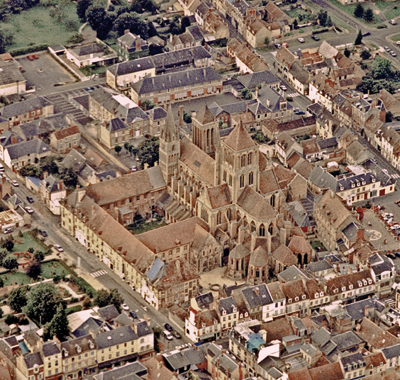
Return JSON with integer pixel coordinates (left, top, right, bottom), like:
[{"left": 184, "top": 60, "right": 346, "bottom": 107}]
[
  {"left": 90, "top": 270, "right": 107, "bottom": 278},
  {"left": 391, "top": 173, "right": 400, "bottom": 179},
  {"left": 286, "top": 92, "right": 300, "bottom": 98}
]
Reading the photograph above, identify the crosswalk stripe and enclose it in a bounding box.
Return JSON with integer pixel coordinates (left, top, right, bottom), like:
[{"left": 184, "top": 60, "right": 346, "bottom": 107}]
[{"left": 91, "top": 270, "right": 107, "bottom": 278}]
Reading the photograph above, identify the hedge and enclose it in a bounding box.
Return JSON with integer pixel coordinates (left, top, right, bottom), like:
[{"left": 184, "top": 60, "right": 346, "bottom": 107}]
[
  {"left": 65, "top": 305, "right": 82, "bottom": 315},
  {"left": 9, "top": 44, "right": 49, "bottom": 57},
  {"left": 69, "top": 276, "right": 97, "bottom": 298}
]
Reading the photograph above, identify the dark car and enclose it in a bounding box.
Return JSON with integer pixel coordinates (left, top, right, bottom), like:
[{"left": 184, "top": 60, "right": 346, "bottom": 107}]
[
  {"left": 311, "top": 35, "right": 320, "bottom": 41},
  {"left": 130, "top": 311, "right": 138, "bottom": 319},
  {"left": 171, "top": 330, "right": 181, "bottom": 339},
  {"left": 164, "top": 323, "right": 173, "bottom": 332},
  {"left": 27, "top": 196, "right": 34, "bottom": 203},
  {"left": 41, "top": 230, "right": 48, "bottom": 237}
]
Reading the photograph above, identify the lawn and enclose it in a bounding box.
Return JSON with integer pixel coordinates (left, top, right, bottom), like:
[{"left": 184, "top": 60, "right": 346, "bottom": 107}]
[
  {"left": 128, "top": 220, "right": 167, "bottom": 234},
  {"left": 375, "top": 0, "right": 393, "bottom": 11},
  {"left": 311, "top": 240, "right": 327, "bottom": 252},
  {"left": 391, "top": 33, "right": 400, "bottom": 42},
  {"left": 12, "top": 232, "right": 47, "bottom": 254},
  {"left": 326, "top": 0, "right": 380, "bottom": 26},
  {"left": 0, "top": 260, "right": 71, "bottom": 286},
  {"left": 385, "top": 7, "right": 400, "bottom": 21},
  {"left": 0, "top": 5, "right": 82, "bottom": 51}
]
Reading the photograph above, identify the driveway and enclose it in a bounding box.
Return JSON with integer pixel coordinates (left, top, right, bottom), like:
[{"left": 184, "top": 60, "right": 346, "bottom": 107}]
[{"left": 17, "top": 52, "right": 76, "bottom": 94}]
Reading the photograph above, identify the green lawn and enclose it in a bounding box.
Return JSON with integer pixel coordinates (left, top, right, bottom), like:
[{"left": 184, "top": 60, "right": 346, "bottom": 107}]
[
  {"left": 385, "top": 7, "right": 400, "bottom": 20},
  {"left": 391, "top": 33, "right": 400, "bottom": 42},
  {"left": 375, "top": 0, "right": 393, "bottom": 11},
  {"left": 12, "top": 232, "right": 47, "bottom": 254},
  {"left": 0, "top": 260, "right": 71, "bottom": 286},
  {"left": 326, "top": 0, "right": 380, "bottom": 26},
  {"left": 0, "top": 5, "right": 82, "bottom": 51},
  {"left": 311, "top": 240, "right": 327, "bottom": 252},
  {"left": 128, "top": 220, "right": 167, "bottom": 235}
]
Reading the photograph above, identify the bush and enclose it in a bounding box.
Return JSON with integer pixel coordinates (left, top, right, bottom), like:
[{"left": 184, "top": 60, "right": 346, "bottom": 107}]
[
  {"left": 9, "top": 44, "right": 49, "bottom": 57},
  {"left": 0, "top": 308, "right": 3, "bottom": 319},
  {"left": 69, "top": 276, "right": 96, "bottom": 298},
  {"left": 53, "top": 274, "right": 61, "bottom": 284},
  {"left": 65, "top": 305, "right": 83, "bottom": 315},
  {"left": 19, "top": 317, "right": 29, "bottom": 325},
  {"left": 67, "top": 33, "right": 85, "bottom": 44},
  {"left": 5, "top": 314, "right": 18, "bottom": 325}
]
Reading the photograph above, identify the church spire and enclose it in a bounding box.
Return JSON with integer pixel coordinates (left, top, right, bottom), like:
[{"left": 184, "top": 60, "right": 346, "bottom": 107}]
[{"left": 161, "top": 104, "right": 178, "bottom": 143}]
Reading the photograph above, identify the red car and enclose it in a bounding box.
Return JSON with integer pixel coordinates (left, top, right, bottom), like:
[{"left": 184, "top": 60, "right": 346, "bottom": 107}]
[
  {"left": 32, "top": 54, "right": 39, "bottom": 59},
  {"left": 27, "top": 55, "right": 34, "bottom": 61}
]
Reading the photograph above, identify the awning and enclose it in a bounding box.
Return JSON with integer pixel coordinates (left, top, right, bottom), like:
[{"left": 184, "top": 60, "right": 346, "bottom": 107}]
[{"left": 98, "top": 353, "right": 138, "bottom": 369}]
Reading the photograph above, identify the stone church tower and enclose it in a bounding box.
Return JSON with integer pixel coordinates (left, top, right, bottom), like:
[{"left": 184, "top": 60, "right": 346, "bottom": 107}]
[
  {"left": 192, "top": 105, "right": 220, "bottom": 156},
  {"left": 159, "top": 105, "right": 180, "bottom": 185}
]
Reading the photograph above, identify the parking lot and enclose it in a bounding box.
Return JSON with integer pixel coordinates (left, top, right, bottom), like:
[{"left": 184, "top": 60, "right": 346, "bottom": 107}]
[{"left": 16, "top": 51, "right": 76, "bottom": 94}]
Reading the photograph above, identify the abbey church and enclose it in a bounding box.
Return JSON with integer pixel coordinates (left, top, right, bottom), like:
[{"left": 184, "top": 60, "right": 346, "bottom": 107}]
[{"left": 159, "top": 104, "right": 312, "bottom": 284}]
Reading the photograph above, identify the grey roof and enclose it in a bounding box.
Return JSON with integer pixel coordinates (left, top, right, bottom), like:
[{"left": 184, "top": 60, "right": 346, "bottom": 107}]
[
  {"left": 340, "top": 352, "right": 365, "bottom": 371},
  {"left": 382, "top": 343, "right": 400, "bottom": 360},
  {"left": 146, "top": 106, "right": 167, "bottom": 121},
  {"left": 6, "top": 138, "right": 51, "bottom": 160},
  {"left": 289, "top": 61, "right": 309, "bottom": 85},
  {"left": 98, "top": 305, "right": 120, "bottom": 321},
  {"left": 106, "top": 118, "right": 130, "bottom": 132},
  {"left": 131, "top": 67, "right": 222, "bottom": 95},
  {"left": 182, "top": 347, "right": 206, "bottom": 365},
  {"left": 147, "top": 165, "right": 166, "bottom": 189},
  {"left": 344, "top": 299, "right": 382, "bottom": 321},
  {"left": 278, "top": 265, "right": 308, "bottom": 282},
  {"left": 72, "top": 317, "right": 107, "bottom": 338},
  {"left": 24, "top": 351, "right": 43, "bottom": 369},
  {"left": 237, "top": 71, "right": 280, "bottom": 89},
  {"left": 301, "top": 343, "right": 318, "bottom": 357},
  {"left": 163, "top": 350, "right": 191, "bottom": 370},
  {"left": 4, "top": 336, "right": 18, "bottom": 347},
  {"left": 61, "top": 149, "right": 86, "bottom": 172},
  {"left": 42, "top": 341, "right": 61, "bottom": 357},
  {"left": 135, "top": 321, "right": 152, "bottom": 337},
  {"left": 258, "top": 86, "right": 293, "bottom": 113},
  {"left": 307, "top": 260, "right": 332, "bottom": 273},
  {"left": 96, "top": 326, "right": 138, "bottom": 350},
  {"left": 0, "top": 61, "right": 26, "bottom": 86},
  {"left": 219, "top": 297, "right": 237, "bottom": 315},
  {"left": 114, "top": 312, "right": 132, "bottom": 326},
  {"left": 317, "top": 137, "right": 337, "bottom": 150},
  {"left": 242, "top": 284, "right": 273, "bottom": 308},
  {"left": 285, "top": 201, "right": 312, "bottom": 228},
  {"left": 269, "top": 367, "right": 283, "bottom": 379},
  {"left": 0, "top": 97, "right": 52, "bottom": 118},
  {"left": 61, "top": 334, "right": 96, "bottom": 357},
  {"left": 93, "top": 362, "right": 147, "bottom": 380},
  {"left": 369, "top": 253, "right": 394, "bottom": 276},
  {"left": 147, "top": 257, "right": 165, "bottom": 282},
  {"left": 196, "top": 292, "right": 214, "bottom": 309},
  {"left": 307, "top": 102, "right": 324, "bottom": 118},
  {"left": 187, "top": 25, "right": 204, "bottom": 42},
  {"left": 331, "top": 331, "right": 364, "bottom": 350},
  {"left": 96, "top": 170, "right": 117, "bottom": 181},
  {"left": 311, "top": 328, "right": 331, "bottom": 348},
  {"left": 216, "top": 353, "right": 238, "bottom": 374},
  {"left": 42, "top": 175, "right": 62, "bottom": 193},
  {"left": 72, "top": 43, "right": 104, "bottom": 57},
  {"left": 118, "top": 33, "right": 148, "bottom": 50},
  {"left": 342, "top": 222, "right": 359, "bottom": 240}
]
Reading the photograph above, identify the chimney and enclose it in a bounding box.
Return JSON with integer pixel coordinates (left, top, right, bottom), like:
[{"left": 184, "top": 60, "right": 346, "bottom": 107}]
[
  {"left": 179, "top": 105, "right": 184, "bottom": 126},
  {"left": 266, "top": 98, "right": 270, "bottom": 108},
  {"left": 154, "top": 161, "right": 158, "bottom": 166},
  {"left": 238, "top": 225, "right": 246, "bottom": 244},
  {"left": 58, "top": 180, "right": 64, "bottom": 191},
  {"left": 251, "top": 231, "right": 257, "bottom": 252},
  {"left": 255, "top": 87, "right": 259, "bottom": 99},
  {"left": 11, "top": 135, "right": 17, "bottom": 145},
  {"left": 43, "top": 171, "right": 48, "bottom": 179},
  {"left": 144, "top": 163, "right": 149, "bottom": 170},
  {"left": 357, "top": 228, "right": 365, "bottom": 241},
  {"left": 254, "top": 287, "right": 260, "bottom": 296},
  {"left": 176, "top": 259, "right": 181, "bottom": 273},
  {"left": 280, "top": 227, "right": 286, "bottom": 246},
  {"left": 77, "top": 189, "right": 86, "bottom": 203}
]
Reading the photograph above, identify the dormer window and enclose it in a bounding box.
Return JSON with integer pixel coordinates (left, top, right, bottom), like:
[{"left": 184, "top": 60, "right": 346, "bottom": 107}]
[
  {"left": 240, "top": 313, "right": 243, "bottom": 318},
  {"left": 358, "top": 281, "right": 362, "bottom": 287},
  {"left": 320, "top": 292, "right": 324, "bottom": 297},
  {"left": 302, "top": 295, "right": 306, "bottom": 300},
  {"left": 232, "top": 306, "right": 237, "bottom": 313},
  {"left": 368, "top": 279, "right": 372, "bottom": 284},
  {"left": 372, "top": 177, "right": 376, "bottom": 183},
  {"left": 245, "top": 312, "right": 248, "bottom": 317},
  {"left": 341, "top": 286, "right": 346, "bottom": 292},
  {"left": 349, "top": 285, "right": 353, "bottom": 290},
  {"left": 351, "top": 182, "right": 355, "bottom": 188},
  {"left": 334, "top": 288, "right": 338, "bottom": 294},
  {"left": 315, "top": 293, "right": 319, "bottom": 298},
  {"left": 288, "top": 298, "right": 292, "bottom": 304},
  {"left": 295, "top": 297, "right": 299, "bottom": 302}
]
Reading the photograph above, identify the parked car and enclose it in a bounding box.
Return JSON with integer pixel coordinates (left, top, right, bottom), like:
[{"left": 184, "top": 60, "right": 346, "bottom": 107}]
[
  {"left": 3, "top": 228, "right": 13, "bottom": 234},
  {"left": 163, "top": 331, "right": 173, "bottom": 340},
  {"left": 0, "top": 164, "right": 4, "bottom": 172},
  {"left": 122, "top": 304, "right": 129, "bottom": 311},
  {"left": 131, "top": 166, "right": 137, "bottom": 172},
  {"left": 385, "top": 46, "right": 391, "bottom": 52},
  {"left": 27, "top": 196, "right": 34, "bottom": 203},
  {"left": 53, "top": 244, "right": 63, "bottom": 252},
  {"left": 297, "top": 38, "right": 305, "bottom": 43},
  {"left": 130, "top": 311, "right": 138, "bottom": 319},
  {"left": 164, "top": 323, "right": 173, "bottom": 332},
  {"left": 274, "top": 43, "right": 281, "bottom": 49},
  {"left": 24, "top": 206, "right": 34, "bottom": 214},
  {"left": 280, "top": 84, "right": 287, "bottom": 91},
  {"left": 390, "top": 19, "right": 397, "bottom": 25},
  {"left": 397, "top": 41, "right": 400, "bottom": 46},
  {"left": 32, "top": 54, "right": 39, "bottom": 59},
  {"left": 171, "top": 330, "right": 182, "bottom": 339},
  {"left": 11, "top": 180, "right": 18, "bottom": 187},
  {"left": 40, "top": 230, "right": 48, "bottom": 237},
  {"left": 311, "top": 35, "right": 320, "bottom": 41},
  {"left": 391, "top": 51, "right": 397, "bottom": 57},
  {"left": 27, "top": 55, "right": 35, "bottom": 61}
]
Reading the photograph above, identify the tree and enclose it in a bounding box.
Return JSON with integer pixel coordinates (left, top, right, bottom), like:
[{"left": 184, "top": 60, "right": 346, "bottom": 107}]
[
  {"left": 386, "top": 111, "right": 394, "bottom": 123},
  {"left": 97, "top": 13, "right": 115, "bottom": 39},
  {"left": 317, "top": 10, "right": 328, "bottom": 26},
  {"left": 24, "top": 283, "right": 64, "bottom": 325},
  {"left": 26, "top": 260, "right": 42, "bottom": 280},
  {"left": 140, "top": 99, "right": 155, "bottom": 110},
  {"left": 264, "top": 36, "right": 270, "bottom": 47},
  {"left": 354, "top": 3, "right": 364, "bottom": 18},
  {"left": 169, "top": 21, "right": 181, "bottom": 35},
  {"left": 27, "top": 247, "right": 34, "bottom": 254},
  {"left": 355, "top": 29, "right": 363, "bottom": 45},
  {"left": 129, "top": 145, "right": 138, "bottom": 157},
  {"left": 114, "top": 145, "right": 122, "bottom": 156},
  {"left": 8, "top": 287, "right": 28, "bottom": 312},
  {"left": 0, "top": 277, "right": 3, "bottom": 288},
  {"left": 183, "top": 112, "right": 192, "bottom": 124},
  {"left": 149, "top": 44, "right": 163, "bottom": 55},
  {"left": 2, "top": 256, "right": 18, "bottom": 271},
  {"left": 0, "top": 250, "right": 7, "bottom": 265},
  {"left": 360, "top": 49, "right": 371, "bottom": 60},
  {"left": 363, "top": 8, "right": 374, "bottom": 22},
  {"left": 95, "top": 289, "right": 111, "bottom": 308},
  {"left": 109, "top": 288, "right": 124, "bottom": 312},
  {"left": 113, "top": 12, "right": 140, "bottom": 36},
  {"left": 85, "top": 6, "right": 106, "bottom": 31},
  {"left": 138, "top": 137, "right": 159, "bottom": 167},
  {"left": 77, "top": 0, "right": 92, "bottom": 21},
  {"left": 33, "top": 251, "right": 44, "bottom": 262},
  {"left": 371, "top": 57, "right": 395, "bottom": 79},
  {"left": 293, "top": 19, "right": 298, "bottom": 29},
  {"left": 124, "top": 142, "right": 131, "bottom": 151},
  {"left": 344, "top": 48, "right": 351, "bottom": 58},
  {"left": 43, "top": 304, "right": 69, "bottom": 341},
  {"left": 19, "top": 164, "right": 42, "bottom": 178},
  {"left": 181, "top": 16, "right": 191, "bottom": 32}
]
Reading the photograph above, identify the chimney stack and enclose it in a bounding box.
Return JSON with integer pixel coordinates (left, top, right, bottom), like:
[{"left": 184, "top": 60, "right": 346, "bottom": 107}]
[
  {"left": 43, "top": 171, "right": 48, "bottom": 179},
  {"left": 179, "top": 105, "right": 184, "bottom": 126},
  {"left": 266, "top": 98, "right": 270, "bottom": 108},
  {"left": 58, "top": 180, "right": 64, "bottom": 191}
]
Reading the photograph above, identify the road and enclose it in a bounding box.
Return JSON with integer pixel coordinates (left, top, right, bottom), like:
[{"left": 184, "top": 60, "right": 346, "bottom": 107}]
[{"left": 3, "top": 169, "right": 192, "bottom": 347}]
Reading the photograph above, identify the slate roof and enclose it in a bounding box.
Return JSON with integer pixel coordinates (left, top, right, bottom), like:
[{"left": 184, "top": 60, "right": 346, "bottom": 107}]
[
  {"left": 237, "top": 71, "right": 280, "bottom": 89},
  {"left": 98, "top": 305, "right": 119, "bottom": 321},
  {"left": 146, "top": 106, "right": 167, "bottom": 121},
  {"left": 42, "top": 341, "right": 61, "bottom": 357},
  {"left": 135, "top": 321, "right": 152, "bottom": 337},
  {"left": 93, "top": 361, "right": 147, "bottom": 380},
  {"left": 6, "top": 138, "right": 51, "bottom": 159},
  {"left": 96, "top": 326, "right": 138, "bottom": 350},
  {"left": 0, "top": 97, "right": 52, "bottom": 118},
  {"left": 131, "top": 67, "right": 222, "bottom": 95},
  {"left": 61, "top": 334, "right": 96, "bottom": 357},
  {"left": 72, "top": 43, "right": 104, "bottom": 56},
  {"left": 330, "top": 331, "right": 364, "bottom": 351},
  {"left": 72, "top": 317, "right": 106, "bottom": 338},
  {"left": 106, "top": 118, "right": 130, "bottom": 132},
  {"left": 0, "top": 61, "right": 26, "bottom": 86},
  {"left": 163, "top": 350, "right": 191, "bottom": 370},
  {"left": 382, "top": 343, "right": 400, "bottom": 360},
  {"left": 242, "top": 284, "right": 273, "bottom": 308},
  {"left": 24, "top": 352, "right": 43, "bottom": 369}
]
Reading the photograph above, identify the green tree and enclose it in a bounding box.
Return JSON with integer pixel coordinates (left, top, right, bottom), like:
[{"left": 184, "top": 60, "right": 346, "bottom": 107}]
[
  {"left": 371, "top": 57, "right": 395, "bottom": 79},
  {"left": 8, "top": 286, "right": 28, "bottom": 312},
  {"left": 129, "top": 145, "right": 138, "bottom": 157},
  {"left": 95, "top": 289, "right": 111, "bottom": 308},
  {"left": 386, "top": 111, "right": 393, "bottom": 122},
  {"left": 96, "top": 13, "right": 116, "bottom": 40},
  {"left": 27, "top": 247, "right": 34, "bottom": 254},
  {"left": 138, "top": 137, "right": 159, "bottom": 167},
  {"left": 363, "top": 8, "right": 374, "bottom": 22},
  {"left": 124, "top": 142, "right": 131, "bottom": 151},
  {"left": 317, "top": 10, "right": 328, "bottom": 26},
  {"left": 0, "top": 250, "right": 7, "bottom": 265},
  {"left": 0, "top": 277, "right": 3, "bottom": 288},
  {"left": 360, "top": 49, "right": 371, "bottom": 60},
  {"left": 24, "top": 283, "right": 64, "bottom": 325},
  {"left": 19, "top": 164, "right": 42, "bottom": 177},
  {"left": 355, "top": 29, "right": 363, "bottom": 45},
  {"left": 169, "top": 21, "right": 181, "bottom": 35},
  {"left": 26, "top": 260, "right": 42, "bottom": 280},
  {"left": 2, "top": 256, "right": 18, "bottom": 271},
  {"left": 344, "top": 48, "right": 351, "bottom": 58},
  {"left": 43, "top": 304, "right": 69, "bottom": 341},
  {"left": 85, "top": 6, "right": 106, "bottom": 31},
  {"left": 109, "top": 288, "right": 124, "bottom": 312},
  {"left": 114, "top": 145, "right": 122, "bottom": 156},
  {"left": 354, "top": 3, "right": 364, "bottom": 18},
  {"left": 183, "top": 112, "right": 192, "bottom": 124},
  {"left": 264, "top": 36, "right": 270, "bottom": 46},
  {"left": 140, "top": 99, "right": 155, "bottom": 110},
  {"left": 293, "top": 19, "right": 298, "bottom": 29},
  {"left": 181, "top": 16, "right": 191, "bottom": 32},
  {"left": 77, "top": 0, "right": 92, "bottom": 21},
  {"left": 33, "top": 251, "right": 44, "bottom": 262}
]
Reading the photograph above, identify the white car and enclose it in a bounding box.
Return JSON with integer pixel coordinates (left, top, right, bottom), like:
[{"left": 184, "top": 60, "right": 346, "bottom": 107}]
[
  {"left": 54, "top": 244, "right": 63, "bottom": 252},
  {"left": 297, "top": 37, "right": 305, "bottom": 43},
  {"left": 122, "top": 303, "right": 129, "bottom": 311},
  {"left": 11, "top": 180, "right": 18, "bottom": 187},
  {"left": 397, "top": 41, "right": 400, "bottom": 46},
  {"left": 280, "top": 84, "right": 287, "bottom": 91},
  {"left": 163, "top": 331, "right": 173, "bottom": 340},
  {"left": 391, "top": 225, "right": 400, "bottom": 230},
  {"left": 390, "top": 19, "right": 397, "bottom": 25},
  {"left": 24, "top": 206, "right": 34, "bottom": 214}
]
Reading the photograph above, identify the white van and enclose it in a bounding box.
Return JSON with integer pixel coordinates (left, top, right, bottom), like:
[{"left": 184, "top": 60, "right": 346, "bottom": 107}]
[{"left": 163, "top": 330, "right": 173, "bottom": 340}]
